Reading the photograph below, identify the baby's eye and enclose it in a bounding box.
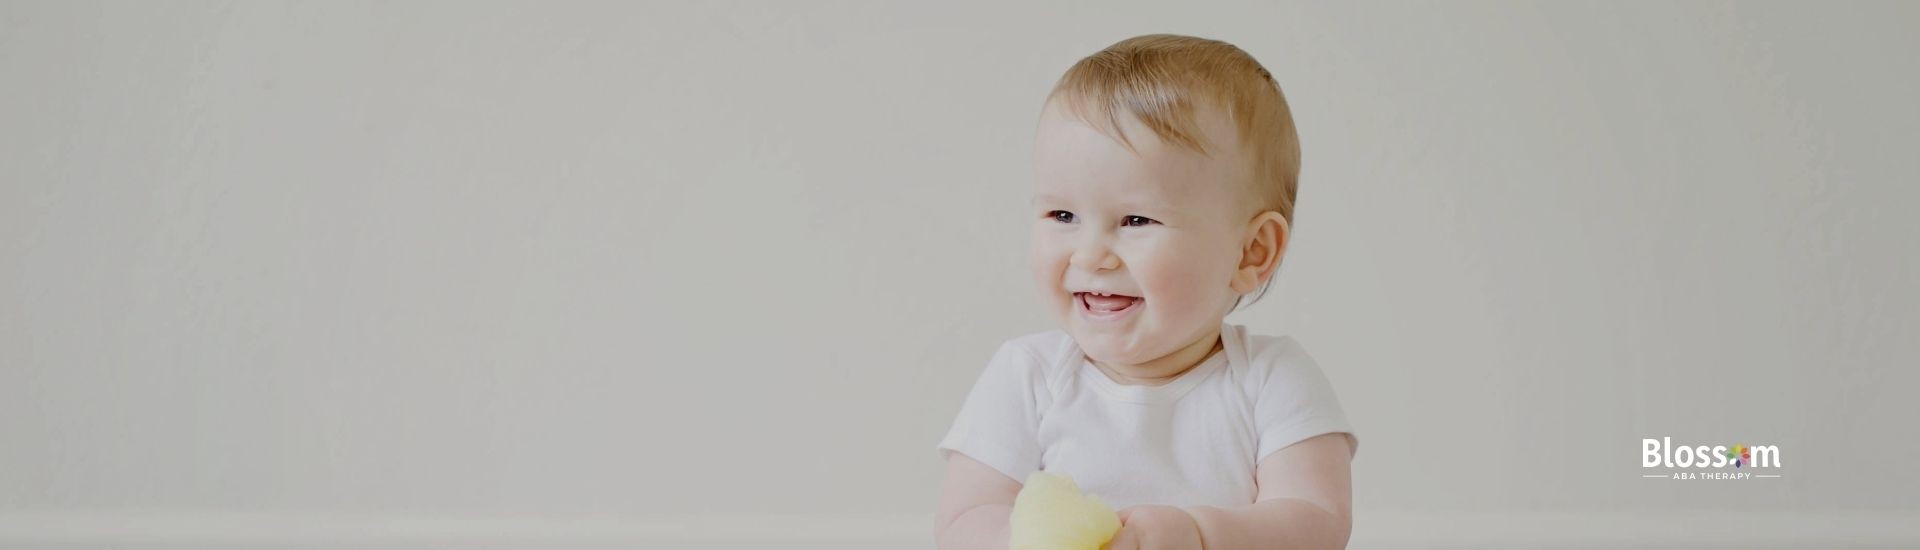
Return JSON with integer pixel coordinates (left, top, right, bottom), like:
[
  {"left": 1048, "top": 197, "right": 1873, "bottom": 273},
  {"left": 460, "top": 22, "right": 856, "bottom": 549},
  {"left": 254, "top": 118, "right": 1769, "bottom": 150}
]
[
  {"left": 1046, "top": 210, "right": 1077, "bottom": 224},
  {"left": 1122, "top": 215, "right": 1160, "bottom": 227}
]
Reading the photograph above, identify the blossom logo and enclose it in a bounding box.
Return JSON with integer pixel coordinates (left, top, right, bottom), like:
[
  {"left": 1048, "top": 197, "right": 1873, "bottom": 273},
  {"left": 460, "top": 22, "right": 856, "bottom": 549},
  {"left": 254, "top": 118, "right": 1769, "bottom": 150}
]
[
  {"left": 1725, "top": 444, "right": 1751, "bottom": 468},
  {"left": 1641, "top": 437, "right": 1783, "bottom": 480}
]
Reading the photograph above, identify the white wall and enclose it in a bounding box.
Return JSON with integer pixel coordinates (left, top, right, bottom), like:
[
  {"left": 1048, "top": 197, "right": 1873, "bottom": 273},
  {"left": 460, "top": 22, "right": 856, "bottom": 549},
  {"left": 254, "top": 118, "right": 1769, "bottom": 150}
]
[{"left": 2, "top": 1, "right": 1915, "bottom": 547}]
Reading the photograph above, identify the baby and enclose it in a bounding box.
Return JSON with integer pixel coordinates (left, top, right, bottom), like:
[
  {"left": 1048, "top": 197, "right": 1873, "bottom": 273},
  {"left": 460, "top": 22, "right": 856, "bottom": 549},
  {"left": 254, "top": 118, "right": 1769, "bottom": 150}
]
[{"left": 934, "top": 35, "right": 1358, "bottom": 550}]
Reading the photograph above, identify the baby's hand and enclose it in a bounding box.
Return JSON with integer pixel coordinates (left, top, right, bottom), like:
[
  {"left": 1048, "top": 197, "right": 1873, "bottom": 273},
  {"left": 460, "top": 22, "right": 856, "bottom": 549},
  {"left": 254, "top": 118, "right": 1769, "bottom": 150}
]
[{"left": 1104, "top": 505, "right": 1203, "bottom": 550}]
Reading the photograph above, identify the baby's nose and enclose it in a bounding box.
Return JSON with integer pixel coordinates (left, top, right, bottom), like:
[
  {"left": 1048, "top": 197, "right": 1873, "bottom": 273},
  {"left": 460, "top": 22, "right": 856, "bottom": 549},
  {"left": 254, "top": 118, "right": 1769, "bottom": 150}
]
[{"left": 1069, "top": 242, "right": 1121, "bottom": 271}]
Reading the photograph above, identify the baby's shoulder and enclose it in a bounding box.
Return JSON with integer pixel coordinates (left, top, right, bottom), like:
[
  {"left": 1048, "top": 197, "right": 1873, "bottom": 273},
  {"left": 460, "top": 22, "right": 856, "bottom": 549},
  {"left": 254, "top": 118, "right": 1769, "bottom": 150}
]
[
  {"left": 1227, "top": 326, "right": 1326, "bottom": 383},
  {"left": 980, "top": 328, "right": 1082, "bottom": 392},
  {"left": 1237, "top": 331, "right": 1309, "bottom": 363},
  {"left": 995, "top": 328, "right": 1077, "bottom": 370}
]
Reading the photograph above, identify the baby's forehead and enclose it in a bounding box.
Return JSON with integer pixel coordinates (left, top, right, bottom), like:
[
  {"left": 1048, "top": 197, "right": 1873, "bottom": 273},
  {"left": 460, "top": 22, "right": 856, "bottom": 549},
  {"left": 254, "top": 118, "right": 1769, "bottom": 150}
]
[
  {"left": 1033, "top": 107, "right": 1248, "bottom": 208},
  {"left": 1031, "top": 163, "right": 1220, "bottom": 196}
]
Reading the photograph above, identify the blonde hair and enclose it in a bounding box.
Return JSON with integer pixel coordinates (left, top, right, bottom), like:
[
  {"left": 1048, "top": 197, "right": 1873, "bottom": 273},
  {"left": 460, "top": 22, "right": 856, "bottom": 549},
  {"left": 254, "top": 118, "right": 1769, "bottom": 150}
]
[{"left": 1045, "top": 33, "right": 1301, "bottom": 309}]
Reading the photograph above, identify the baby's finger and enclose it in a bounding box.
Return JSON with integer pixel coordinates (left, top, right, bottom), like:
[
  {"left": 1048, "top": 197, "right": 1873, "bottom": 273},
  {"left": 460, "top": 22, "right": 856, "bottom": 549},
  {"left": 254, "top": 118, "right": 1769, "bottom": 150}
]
[{"left": 1103, "top": 525, "right": 1140, "bottom": 550}]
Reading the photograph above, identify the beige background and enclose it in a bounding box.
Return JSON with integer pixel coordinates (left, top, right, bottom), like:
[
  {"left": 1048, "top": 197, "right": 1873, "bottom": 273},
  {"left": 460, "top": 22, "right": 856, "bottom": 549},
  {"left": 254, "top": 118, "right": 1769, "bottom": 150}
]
[{"left": 2, "top": 1, "right": 1916, "bottom": 548}]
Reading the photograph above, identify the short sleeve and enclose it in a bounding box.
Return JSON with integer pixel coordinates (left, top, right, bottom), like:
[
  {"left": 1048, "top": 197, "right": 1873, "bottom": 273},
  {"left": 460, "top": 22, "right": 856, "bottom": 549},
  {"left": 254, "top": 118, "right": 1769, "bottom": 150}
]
[
  {"left": 936, "top": 341, "right": 1047, "bottom": 484},
  {"left": 1252, "top": 337, "right": 1359, "bottom": 462}
]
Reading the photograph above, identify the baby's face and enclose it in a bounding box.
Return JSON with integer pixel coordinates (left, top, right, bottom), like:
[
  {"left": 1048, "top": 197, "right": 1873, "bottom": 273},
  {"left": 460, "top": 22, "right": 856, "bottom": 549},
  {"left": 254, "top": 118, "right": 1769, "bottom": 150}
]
[{"left": 1030, "top": 100, "right": 1250, "bottom": 366}]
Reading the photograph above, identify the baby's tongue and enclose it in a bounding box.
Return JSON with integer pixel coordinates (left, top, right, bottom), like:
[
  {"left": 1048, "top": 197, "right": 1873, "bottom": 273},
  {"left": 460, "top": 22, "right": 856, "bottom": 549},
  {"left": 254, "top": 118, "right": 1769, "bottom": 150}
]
[{"left": 1084, "top": 294, "right": 1138, "bottom": 311}]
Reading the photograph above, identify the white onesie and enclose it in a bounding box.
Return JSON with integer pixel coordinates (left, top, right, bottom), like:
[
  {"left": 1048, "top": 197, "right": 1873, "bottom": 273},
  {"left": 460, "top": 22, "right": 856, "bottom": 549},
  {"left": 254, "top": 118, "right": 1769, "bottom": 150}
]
[{"left": 936, "top": 322, "right": 1358, "bottom": 510}]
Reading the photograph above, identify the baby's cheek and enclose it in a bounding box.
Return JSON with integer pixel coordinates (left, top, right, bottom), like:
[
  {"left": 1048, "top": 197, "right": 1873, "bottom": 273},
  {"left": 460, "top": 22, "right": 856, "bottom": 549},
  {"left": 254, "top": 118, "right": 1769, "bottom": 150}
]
[
  {"left": 1029, "top": 242, "right": 1076, "bottom": 315},
  {"left": 1027, "top": 239, "right": 1061, "bottom": 283},
  {"left": 1144, "top": 266, "right": 1208, "bottom": 308},
  {"left": 1143, "top": 253, "right": 1231, "bottom": 317}
]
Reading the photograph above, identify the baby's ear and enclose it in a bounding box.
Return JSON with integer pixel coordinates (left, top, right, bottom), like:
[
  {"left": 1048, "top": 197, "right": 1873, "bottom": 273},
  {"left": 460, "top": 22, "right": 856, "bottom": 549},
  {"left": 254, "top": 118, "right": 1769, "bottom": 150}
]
[{"left": 1232, "top": 211, "right": 1289, "bottom": 294}]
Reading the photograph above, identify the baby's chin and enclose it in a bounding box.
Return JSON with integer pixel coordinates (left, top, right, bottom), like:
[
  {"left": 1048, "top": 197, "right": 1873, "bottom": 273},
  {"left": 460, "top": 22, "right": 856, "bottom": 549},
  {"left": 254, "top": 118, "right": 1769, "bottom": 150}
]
[
  {"left": 1062, "top": 327, "right": 1156, "bottom": 365},
  {"left": 1079, "top": 347, "right": 1147, "bottom": 366}
]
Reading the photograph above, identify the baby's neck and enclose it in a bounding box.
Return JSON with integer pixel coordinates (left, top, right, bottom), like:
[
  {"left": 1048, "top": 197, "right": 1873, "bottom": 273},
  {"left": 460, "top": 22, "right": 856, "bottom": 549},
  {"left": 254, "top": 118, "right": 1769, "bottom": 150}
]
[{"left": 1089, "top": 329, "right": 1225, "bottom": 387}]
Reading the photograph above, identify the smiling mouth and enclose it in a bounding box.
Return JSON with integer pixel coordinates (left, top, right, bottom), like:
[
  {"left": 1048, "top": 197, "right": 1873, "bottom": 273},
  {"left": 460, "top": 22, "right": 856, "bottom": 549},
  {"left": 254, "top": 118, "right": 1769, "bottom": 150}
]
[{"left": 1075, "top": 292, "right": 1142, "bottom": 315}]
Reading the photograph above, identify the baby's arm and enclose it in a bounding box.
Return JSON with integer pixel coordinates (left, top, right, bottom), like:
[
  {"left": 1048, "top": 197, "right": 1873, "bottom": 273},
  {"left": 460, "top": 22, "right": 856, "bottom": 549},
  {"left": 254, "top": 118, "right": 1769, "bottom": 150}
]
[
  {"left": 934, "top": 451, "right": 1021, "bottom": 550},
  {"left": 1107, "top": 433, "right": 1353, "bottom": 550},
  {"left": 1187, "top": 432, "right": 1354, "bottom": 549}
]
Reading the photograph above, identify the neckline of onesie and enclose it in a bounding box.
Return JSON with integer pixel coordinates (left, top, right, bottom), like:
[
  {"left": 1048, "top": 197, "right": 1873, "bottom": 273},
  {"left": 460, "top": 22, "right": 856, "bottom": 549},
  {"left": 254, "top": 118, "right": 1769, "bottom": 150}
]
[{"left": 1076, "top": 323, "right": 1237, "bottom": 404}]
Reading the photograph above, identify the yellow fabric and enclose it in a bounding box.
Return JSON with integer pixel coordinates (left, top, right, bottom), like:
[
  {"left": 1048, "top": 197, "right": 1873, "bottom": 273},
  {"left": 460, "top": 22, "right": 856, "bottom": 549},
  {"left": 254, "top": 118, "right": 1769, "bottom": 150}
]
[{"left": 1009, "top": 471, "right": 1122, "bottom": 550}]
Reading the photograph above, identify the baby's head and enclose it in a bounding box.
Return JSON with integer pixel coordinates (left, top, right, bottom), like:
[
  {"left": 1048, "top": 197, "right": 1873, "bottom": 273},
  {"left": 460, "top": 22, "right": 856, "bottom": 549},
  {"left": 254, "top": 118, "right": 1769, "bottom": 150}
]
[{"left": 1031, "top": 34, "right": 1300, "bottom": 366}]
